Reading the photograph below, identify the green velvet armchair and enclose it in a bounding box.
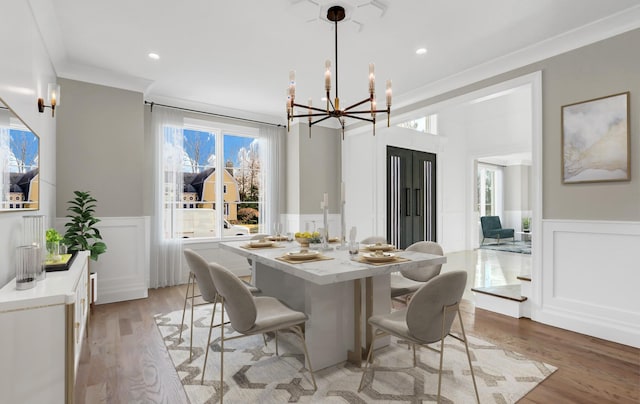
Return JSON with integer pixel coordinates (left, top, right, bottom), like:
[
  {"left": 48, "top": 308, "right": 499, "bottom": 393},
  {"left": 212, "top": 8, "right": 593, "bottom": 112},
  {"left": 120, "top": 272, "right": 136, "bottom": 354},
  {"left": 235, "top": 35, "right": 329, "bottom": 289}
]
[{"left": 480, "top": 216, "right": 514, "bottom": 245}]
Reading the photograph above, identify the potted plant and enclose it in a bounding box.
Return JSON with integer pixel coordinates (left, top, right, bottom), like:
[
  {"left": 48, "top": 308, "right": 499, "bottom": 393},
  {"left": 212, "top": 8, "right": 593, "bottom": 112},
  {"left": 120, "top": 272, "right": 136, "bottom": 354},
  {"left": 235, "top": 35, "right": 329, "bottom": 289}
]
[
  {"left": 522, "top": 217, "right": 531, "bottom": 233},
  {"left": 45, "top": 228, "right": 63, "bottom": 261},
  {"left": 63, "top": 190, "right": 107, "bottom": 261}
]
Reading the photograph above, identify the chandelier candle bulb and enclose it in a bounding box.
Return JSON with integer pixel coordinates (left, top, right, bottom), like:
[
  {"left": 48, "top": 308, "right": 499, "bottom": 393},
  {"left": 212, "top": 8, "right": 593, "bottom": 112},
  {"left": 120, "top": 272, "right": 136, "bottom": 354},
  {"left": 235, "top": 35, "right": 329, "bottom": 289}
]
[
  {"left": 369, "top": 63, "right": 375, "bottom": 93},
  {"left": 289, "top": 70, "right": 296, "bottom": 95},
  {"left": 386, "top": 80, "right": 392, "bottom": 106},
  {"left": 325, "top": 60, "right": 332, "bottom": 91}
]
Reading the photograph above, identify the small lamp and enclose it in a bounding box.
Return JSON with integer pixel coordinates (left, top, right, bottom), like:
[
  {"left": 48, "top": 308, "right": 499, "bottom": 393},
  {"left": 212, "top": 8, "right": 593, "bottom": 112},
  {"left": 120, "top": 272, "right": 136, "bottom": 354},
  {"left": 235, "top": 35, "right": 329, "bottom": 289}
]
[{"left": 37, "top": 83, "right": 61, "bottom": 117}]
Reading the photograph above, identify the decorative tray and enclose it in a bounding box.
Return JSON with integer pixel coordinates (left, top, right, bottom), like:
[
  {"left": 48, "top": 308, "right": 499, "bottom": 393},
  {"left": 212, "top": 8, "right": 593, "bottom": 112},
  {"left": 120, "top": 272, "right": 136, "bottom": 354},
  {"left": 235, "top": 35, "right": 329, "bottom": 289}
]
[{"left": 45, "top": 252, "right": 77, "bottom": 272}]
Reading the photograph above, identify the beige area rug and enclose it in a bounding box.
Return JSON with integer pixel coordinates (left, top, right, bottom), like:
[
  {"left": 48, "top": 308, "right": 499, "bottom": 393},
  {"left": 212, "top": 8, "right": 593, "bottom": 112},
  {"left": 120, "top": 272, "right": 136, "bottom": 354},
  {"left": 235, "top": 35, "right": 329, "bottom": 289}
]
[{"left": 155, "top": 305, "right": 556, "bottom": 403}]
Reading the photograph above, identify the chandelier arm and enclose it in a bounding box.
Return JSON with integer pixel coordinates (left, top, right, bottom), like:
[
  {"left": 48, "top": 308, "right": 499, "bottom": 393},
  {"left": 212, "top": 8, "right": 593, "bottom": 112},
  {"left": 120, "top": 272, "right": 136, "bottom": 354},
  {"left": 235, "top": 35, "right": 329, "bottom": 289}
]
[
  {"left": 290, "top": 112, "right": 331, "bottom": 118},
  {"left": 343, "top": 109, "right": 390, "bottom": 115},
  {"left": 343, "top": 98, "right": 374, "bottom": 112},
  {"left": 341, "top": 114, "right": 374, "bottom": 124},
  {"left": 310, "top": 115, "right": 334, "bottom": 126},
  {"left": 292, "top": 103, "right": 330, "bottom": 114}
]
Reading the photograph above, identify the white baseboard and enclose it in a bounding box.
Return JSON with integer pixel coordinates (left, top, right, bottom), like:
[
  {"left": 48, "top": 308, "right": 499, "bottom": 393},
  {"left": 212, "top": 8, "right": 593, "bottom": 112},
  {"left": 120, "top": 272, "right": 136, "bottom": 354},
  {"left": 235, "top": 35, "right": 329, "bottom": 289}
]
[{"left": 536, "top": 219, "right": 640, "bottom": 348}]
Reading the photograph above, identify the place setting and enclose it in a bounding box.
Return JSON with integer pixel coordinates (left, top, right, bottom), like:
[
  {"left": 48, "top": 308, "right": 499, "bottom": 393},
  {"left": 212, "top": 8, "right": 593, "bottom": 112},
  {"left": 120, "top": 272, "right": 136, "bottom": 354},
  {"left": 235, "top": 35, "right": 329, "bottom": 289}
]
[
  {"left": 240, "top": 238, "right": 284, "bottom": 250},
  {"left": 276, "top": 247, "right": 334, "bottom": 264},
  {"left": 356, "top": 249, "right": 411, "bottom": 266}
]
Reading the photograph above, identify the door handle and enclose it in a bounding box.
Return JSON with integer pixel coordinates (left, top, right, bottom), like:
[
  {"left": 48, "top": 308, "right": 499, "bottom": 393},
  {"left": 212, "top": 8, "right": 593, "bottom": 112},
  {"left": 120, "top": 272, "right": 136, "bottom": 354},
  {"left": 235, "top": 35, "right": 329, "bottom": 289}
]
[
  {"left": 405, "top": 188, "right": 411, "bottom": 216},
  {"left": 415, "top": 188, "right": 422, "bottom": 216}
]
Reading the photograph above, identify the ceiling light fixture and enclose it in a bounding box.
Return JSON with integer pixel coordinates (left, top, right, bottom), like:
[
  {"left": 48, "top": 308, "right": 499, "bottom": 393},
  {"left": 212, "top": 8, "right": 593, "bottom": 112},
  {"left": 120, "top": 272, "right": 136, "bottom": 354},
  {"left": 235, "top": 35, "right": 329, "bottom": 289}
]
[
  {"left": 148, "top": 52, "right": 160, "bottom": 60},
  {"left": 286, "top": 5, "right": 392, "bottom": 138},
  {"left": 416, "top": 48, "right": 428, "bottom": 55},
  {"left": 37, "top": 83, "right": 60, "bottom": 117}
]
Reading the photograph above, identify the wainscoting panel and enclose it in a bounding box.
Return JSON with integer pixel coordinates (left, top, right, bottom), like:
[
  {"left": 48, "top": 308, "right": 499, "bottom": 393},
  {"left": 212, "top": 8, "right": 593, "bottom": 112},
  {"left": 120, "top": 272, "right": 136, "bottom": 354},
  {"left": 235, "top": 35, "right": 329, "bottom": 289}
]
[
  {"left": 57, "top": 216, "right": 149, "bottom": 304},
  {"left": 538, "top": 219, "right": 640, "bottom": 348}
]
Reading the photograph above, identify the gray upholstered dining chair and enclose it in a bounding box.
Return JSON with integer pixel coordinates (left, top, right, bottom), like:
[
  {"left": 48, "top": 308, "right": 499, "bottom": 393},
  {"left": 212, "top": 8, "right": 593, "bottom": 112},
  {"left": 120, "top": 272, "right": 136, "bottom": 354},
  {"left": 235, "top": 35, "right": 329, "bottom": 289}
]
[
  {"left": 360, "top": 236, "right": 387, "bottom": 244},
  {"left": 359, "top": 271, "right": 479, "bottom": 403},
  {"left": 207, "top": 262, "right": 317, "bottom": 402},
  {"left": 180, "top": 249, "right": 259, "bottom": 362},
  {"left": 390, "top": 241, "right": 444, "bottom": 301}
]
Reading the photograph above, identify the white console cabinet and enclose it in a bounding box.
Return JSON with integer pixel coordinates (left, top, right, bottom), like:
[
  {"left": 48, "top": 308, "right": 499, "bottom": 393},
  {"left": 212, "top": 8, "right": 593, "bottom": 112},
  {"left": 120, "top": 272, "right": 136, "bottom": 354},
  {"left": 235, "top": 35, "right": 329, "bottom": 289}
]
[{"left": 0, "top": 250, "right": 90, "bottom": 404}]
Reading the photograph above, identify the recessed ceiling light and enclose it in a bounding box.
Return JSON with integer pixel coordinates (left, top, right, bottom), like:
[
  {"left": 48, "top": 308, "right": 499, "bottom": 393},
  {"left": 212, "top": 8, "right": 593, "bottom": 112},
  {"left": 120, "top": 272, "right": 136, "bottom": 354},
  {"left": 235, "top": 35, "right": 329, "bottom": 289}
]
[
  {"left": 415, "top": 48, "right": 428, "bottom": 56},
  {"left": 148, "top": 52, "right": 160, "bottom": 60}
]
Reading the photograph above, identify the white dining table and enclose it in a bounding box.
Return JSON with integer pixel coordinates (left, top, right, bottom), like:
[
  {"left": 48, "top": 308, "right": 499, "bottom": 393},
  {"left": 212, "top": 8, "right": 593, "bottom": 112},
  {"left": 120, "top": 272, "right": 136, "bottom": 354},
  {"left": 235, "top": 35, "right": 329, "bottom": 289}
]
[{"left": 220, "top": 240, "right": 447, "bottom": 370}]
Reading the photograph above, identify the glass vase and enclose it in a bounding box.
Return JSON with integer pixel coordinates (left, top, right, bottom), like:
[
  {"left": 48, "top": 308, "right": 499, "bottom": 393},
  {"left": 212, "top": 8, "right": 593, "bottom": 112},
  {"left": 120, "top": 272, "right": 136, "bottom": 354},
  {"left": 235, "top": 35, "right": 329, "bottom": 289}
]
[
  {"left": 46, "top": 241, "right": 61, "bottom": 262},
  {"left": 23, "top": 215, "right": 46, "bottom": 281},
  {"left": 15, "top": 245, "right": 39, "bottom": 290}
]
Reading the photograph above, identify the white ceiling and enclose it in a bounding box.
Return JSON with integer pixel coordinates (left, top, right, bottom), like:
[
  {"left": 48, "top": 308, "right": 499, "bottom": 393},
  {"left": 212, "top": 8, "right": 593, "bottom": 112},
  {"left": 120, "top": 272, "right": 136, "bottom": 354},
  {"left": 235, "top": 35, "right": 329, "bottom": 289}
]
[{"left": 30, "top": 0, "right": 640, "bottom": 123}]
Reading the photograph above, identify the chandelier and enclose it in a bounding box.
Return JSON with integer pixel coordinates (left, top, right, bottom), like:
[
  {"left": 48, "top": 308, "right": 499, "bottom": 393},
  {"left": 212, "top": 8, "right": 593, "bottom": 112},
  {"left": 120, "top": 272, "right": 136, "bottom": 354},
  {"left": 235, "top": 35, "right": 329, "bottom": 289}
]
[{"left": 286, "top": 5, "right": 392, "bottom": 138}]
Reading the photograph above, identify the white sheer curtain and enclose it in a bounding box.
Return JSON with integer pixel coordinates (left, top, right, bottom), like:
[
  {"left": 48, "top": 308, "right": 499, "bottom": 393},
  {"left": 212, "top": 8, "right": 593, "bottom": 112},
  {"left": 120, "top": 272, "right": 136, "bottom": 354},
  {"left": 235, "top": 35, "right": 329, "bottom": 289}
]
[
  {"left": 259, "top": 124, "right": 285, "bottom": 233},
  {"left": 150, "top": 106, "right": 188, "bottom": 288},
  {"left": 0, "top": 109, "right": 10, "bottom": 206}
]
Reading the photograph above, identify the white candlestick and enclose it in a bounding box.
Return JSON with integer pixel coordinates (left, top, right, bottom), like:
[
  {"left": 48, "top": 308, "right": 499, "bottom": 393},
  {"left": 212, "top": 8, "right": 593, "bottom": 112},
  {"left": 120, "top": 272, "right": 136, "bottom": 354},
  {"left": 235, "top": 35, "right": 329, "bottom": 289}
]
[
  {"left": 325, "top": 60, "right": 332, "bottom": 91},
  {"left": 323, "top": 192, "right": 328, "bottom": 208}
]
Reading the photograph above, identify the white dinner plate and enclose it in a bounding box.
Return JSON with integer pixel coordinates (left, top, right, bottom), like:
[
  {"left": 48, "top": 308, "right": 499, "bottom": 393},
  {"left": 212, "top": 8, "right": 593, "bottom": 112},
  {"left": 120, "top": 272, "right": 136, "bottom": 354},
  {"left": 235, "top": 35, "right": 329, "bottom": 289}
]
[
  {"left": 365, "top": 243, "right": 395, "bottom": 252},
  {"left": 249, "top": 240, "right": 274, "bottom": 248},
  {"left": 362, "top": 252, "right": 396, "bottom": 263},
  {"left": 287, "top": 250, "right": 320, "bottom": 261}
]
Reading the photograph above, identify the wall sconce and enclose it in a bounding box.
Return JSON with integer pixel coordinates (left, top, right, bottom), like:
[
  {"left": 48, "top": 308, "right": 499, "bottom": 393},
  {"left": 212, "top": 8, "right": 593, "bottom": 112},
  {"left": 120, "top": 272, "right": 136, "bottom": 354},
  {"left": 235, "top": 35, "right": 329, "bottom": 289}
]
[{"left": 37, "top": 84, "right": 60, "bottom": 117}]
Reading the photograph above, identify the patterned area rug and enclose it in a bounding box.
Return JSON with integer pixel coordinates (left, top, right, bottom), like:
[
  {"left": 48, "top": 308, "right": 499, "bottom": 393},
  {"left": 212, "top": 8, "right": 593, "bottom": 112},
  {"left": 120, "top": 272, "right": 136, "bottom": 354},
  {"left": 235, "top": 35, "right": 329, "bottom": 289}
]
[
  {"left": 155, "top": 305, "right": 555, "bottom": 403},
  {"left": 479, "top": 241, "right": 531, "bottom": 254}
]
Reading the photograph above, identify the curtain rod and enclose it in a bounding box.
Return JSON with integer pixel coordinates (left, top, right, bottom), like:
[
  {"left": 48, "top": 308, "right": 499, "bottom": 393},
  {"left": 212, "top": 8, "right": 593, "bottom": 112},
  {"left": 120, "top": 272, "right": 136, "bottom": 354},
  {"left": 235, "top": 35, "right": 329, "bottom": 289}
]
[{"left": 144, "top": 100, "right": 285, "bottom": 128}]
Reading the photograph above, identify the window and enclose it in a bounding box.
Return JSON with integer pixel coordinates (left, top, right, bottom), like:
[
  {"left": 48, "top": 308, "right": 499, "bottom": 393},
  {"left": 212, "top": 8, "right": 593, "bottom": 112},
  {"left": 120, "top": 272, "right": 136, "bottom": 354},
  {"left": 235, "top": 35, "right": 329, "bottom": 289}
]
[
  {"left": 397, "top": 114, "right": 438, "bottom": 134},
  {"left": 476, "top": 163, "right": 503, "bottom": 217},
  {"left": 161, "top": 120, "right": 262, "bottom": 239}
]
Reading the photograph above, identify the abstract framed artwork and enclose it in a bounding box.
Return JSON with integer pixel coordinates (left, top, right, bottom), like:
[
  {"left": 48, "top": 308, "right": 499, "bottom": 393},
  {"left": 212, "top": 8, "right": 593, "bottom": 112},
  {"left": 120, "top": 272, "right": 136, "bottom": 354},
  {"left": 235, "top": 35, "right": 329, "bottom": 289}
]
[{"left": 562, "top": 92, "right": 630, "bottom": 183}]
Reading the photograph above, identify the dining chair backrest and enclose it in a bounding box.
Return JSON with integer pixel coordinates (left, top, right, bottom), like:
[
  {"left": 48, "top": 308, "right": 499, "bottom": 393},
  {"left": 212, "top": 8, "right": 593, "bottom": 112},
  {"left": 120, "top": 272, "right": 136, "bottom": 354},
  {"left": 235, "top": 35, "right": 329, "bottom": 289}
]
[
  {"left": 183, "top": 249, "right": 219, "bottom": 302},
  {"left": 361, "top": 236, "right": 387, "bottom": 244},
  {"left": 406, "top": 271, "right": 467, "bottom": 344},
  {"left": 208, "top": 262, "right": 257, "bottom": 333},
  {"left": 402, "top": 241, "right": 444, "bottom": 282}
]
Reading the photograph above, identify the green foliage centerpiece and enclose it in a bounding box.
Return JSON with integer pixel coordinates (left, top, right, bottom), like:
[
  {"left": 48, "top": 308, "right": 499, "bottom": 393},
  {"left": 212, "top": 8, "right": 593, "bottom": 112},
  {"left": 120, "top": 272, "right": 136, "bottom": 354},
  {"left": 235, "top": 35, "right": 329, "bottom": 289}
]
[{"left": 63, "top": 190, "right": 107, "bottom": 261}]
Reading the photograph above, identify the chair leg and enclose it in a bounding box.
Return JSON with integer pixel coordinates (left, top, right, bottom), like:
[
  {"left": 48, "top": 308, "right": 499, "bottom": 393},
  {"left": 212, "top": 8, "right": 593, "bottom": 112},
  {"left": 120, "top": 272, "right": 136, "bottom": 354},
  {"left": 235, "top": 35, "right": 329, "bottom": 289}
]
[
  {"left": 189, "top": 275, "right": 196, "bottom": 361},
  {"left": 200, "top": 297, "right": 217, "bottom": 385},
  {"left": 437, "top": 306, "right": 448, "bottom": 404},
  {"left": 292, "top": 326, "right": 317, "bottom": 390},
  {"left": 458, "top": 309, "right": 480, "bottom": 404},
  {"left": 412, "top": 343, "right": 417, "bottom": 367},
  {"left": 219, "top": 299, "right": 225, "bottom": 404},
  {"left": 179, "top": 272, "right": 194, "bottom": 343},
  {"left": 275, "top": 330, "right": 279, "bottom": 356},
  {"left": 358, "top": 329, "right": 379, "bottom": 392}
]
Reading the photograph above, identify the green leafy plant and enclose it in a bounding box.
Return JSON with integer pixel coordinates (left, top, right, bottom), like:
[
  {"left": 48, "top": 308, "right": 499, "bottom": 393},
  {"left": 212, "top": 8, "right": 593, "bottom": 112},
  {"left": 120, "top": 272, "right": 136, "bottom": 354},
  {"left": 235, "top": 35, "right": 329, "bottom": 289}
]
[
  {"left": 522, "top": 217, "right": 531, "bottom": 232},
  {"left": 63, "top": 190, "right": 107, "bottom": 261},
  {"left": 45, "top": 228, "right": 63, "bottom": 243}
]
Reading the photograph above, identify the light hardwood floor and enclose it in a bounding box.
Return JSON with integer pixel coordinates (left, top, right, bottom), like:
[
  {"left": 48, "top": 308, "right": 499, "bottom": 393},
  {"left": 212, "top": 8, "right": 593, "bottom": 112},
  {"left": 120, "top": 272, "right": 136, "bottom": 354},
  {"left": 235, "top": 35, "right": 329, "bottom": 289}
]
[{"left": 75, "top": 250, "right": 639, "bottom": 403}]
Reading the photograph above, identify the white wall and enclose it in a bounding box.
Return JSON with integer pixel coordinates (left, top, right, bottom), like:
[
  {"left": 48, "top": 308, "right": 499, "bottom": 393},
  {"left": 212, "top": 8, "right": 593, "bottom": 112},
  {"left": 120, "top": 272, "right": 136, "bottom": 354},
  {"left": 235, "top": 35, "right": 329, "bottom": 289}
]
[{"left": 0, "top": 1, "right": 57, "bottom": 287}]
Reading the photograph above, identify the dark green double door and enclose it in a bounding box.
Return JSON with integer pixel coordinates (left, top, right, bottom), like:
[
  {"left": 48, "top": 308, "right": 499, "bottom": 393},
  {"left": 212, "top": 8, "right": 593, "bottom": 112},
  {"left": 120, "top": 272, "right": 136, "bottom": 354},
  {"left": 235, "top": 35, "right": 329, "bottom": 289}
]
[{"left": 387, "top": 146, "right": 436, "bottom": 249}]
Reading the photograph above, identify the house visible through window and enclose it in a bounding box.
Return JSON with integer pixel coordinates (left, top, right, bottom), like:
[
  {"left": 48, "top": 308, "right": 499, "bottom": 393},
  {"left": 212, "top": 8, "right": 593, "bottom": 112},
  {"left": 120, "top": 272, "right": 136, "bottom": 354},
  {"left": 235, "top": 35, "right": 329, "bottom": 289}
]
[{"left": 162, "top": 121, "right": 262, "bottom": 239}]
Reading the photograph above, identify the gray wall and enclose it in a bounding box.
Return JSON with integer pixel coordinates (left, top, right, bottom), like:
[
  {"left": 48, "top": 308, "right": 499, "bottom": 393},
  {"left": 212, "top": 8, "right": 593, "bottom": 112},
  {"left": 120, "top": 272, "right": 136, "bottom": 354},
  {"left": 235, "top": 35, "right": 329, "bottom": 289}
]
[
  {"left": 286, "top": 122, "right": 342, "bottom": 214},
  {"left": 56, "top": 79, "right": 144, "bottom": 217},
  {"left": 504, "top": 165, "right": 531, "bottom": 211},
  {"left": 392, "top": 28, "right": 640, "bottom": 221}
]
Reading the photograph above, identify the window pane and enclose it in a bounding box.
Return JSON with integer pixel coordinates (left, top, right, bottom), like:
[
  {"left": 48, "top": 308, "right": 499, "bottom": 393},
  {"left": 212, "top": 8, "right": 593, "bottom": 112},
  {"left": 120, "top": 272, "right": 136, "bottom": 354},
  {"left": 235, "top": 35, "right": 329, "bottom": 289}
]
[
  {"left": 224, "top": 133, "right": 261, "bottom": 234},
  {"left": 177, "top": 129, "right": 218, "bottom": 238}
]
